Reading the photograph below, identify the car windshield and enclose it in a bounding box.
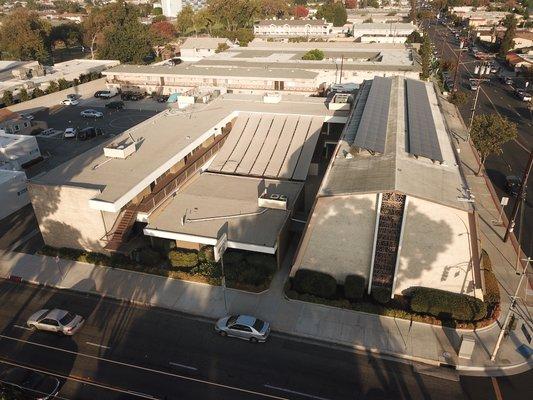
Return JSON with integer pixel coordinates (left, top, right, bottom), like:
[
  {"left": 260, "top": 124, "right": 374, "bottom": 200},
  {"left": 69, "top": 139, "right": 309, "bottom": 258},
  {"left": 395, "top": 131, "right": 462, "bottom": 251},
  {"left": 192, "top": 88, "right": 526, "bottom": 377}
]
[
  {"left": 59, "top": 312, "right": 75, "bottom": 325},
  {"left": 253, "top": 319, "right": 265, "bottom": 332},
  {"left": 227, "top": 316, "right": 238, "bottom": 326}
]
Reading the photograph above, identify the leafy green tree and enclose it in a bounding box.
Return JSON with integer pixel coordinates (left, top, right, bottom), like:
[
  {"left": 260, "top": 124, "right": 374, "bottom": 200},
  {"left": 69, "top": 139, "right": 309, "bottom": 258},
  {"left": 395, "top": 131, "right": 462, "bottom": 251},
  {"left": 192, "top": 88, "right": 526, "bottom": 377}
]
[
  {"left": 18, "top": 88, "right": 30, "bottom": 102},
  {"left": 302, "top": 49, "right": 325, "bottom": 60},
  {"left": 176, "top": 4, "right": 195, "bottom": 34},
  {"left": 2, "top": 90, "right": 14, "bottom": 106},
  {"left": 46, "top": 81, "right": 59, "bottom": 93},
  {"left": 406, "top": 30, "right": 423, "bottom": 43},
  {"left": 499, "top": 14, "right": 517, "bottom": 56},
  {"left": 31, "top": 87, "right": 45, "bottom": 98},
  {"left": 153, "top": 6, "right": 163, "bottom": 15},
  {"left": 0, "top": 8, "right": 51, "bottom": 63},
  {"left": 215, "top": 42, "right": 230, "bottom": 53},
  {"left": 420, "top": 33, "right": 432, "bottom": 80},
  {"left": 257, "top": 0, "right": 289, "bottom": 19},
  {"left": 470, "top": 114, "right": 517, "bottom": 175},
  {"left": 57, "top": 78, "right": 72, "bottom": 90},
  {"left": 367, "top": 0, "right": 380, "bottom": 7},
  {"left": 316, "top": 2, "right": 347, "bottom": 27},
  {"left": 207, "top": 0, "right": 259, "bottom": 31}
]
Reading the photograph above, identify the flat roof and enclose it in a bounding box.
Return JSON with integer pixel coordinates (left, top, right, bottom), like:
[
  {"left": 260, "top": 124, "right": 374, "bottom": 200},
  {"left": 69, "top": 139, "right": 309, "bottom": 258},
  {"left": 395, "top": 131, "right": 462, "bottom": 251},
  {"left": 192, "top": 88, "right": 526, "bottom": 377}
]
[
  {"left": 145, "top": 172, "right": 303, "bottom": 250},
  {"left": 0, "top": 168, "right": 25, "bottom": 185},
  {"left": 30, "top": 94, "right": 345, "bottom": 211},
  {"left": 209, "top": 112, "right": 323, "bottom": 180},
  {"left": 257, "top": 19, "right": 329, "bottom": 27},
  {"left": 0, "top": 133, "right": 35, "bottom": 148}
]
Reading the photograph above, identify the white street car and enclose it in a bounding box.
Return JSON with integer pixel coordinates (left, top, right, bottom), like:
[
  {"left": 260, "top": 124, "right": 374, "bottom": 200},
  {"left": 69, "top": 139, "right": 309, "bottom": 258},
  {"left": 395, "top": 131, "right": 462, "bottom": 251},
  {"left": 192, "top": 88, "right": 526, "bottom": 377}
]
[
  {"left": 60, "top": 98, "right": 79, "bottom": 106},
  {"left": 27, "top": 308, "right": 84, "bottom": 335},
  {"left": 63, "top": 127, "right": 77, "bottom": 138},
  {"left": 80, "top": 109, "right": 103, "bottom": 118},
  {"left": 215, "top": 315, "right": 270, "bottom": 343}
]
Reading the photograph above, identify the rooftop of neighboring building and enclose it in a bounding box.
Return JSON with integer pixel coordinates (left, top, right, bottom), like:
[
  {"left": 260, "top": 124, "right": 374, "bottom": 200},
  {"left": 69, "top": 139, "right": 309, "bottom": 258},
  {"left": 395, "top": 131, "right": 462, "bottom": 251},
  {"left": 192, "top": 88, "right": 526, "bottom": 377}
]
[
  {"left": 0, "top": 132, "right": 36, "bottom": 148},
  {"left": 256, "top": 18, "right": 330, "bottom": 27},
  {"left": 0, "top": 109, "right": 20, "bottom": 123},
  {"left": 180, "top": 37, "right": 232, "bottom": 50},
  {"left": 352, "top": 22, "right": 416, "bottom": 31}
]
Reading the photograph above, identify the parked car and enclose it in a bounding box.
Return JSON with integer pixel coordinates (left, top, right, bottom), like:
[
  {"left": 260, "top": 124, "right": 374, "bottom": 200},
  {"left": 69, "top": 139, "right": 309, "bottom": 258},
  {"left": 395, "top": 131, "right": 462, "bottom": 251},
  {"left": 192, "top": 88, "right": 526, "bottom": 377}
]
[
  {"left": 67, "top": 93, "right": 81, "bottom": 100},
  {"left": 105, "top": 100, "right": 125, "bottom": 110},
  {"left": 155, "top": 95, "right": 169, "bottom": 103},
  {"left": 215, "top": 315, "right": 270, "bottom": 343},
  {"left": 63, "top": 128, "right": 78, "bottom": 139},
  {"left": 77, "top": 126, "right": 103, "bottom": 140},
  {"left": 0, "top": 367, "right": 60, "bottom": 400},
  {"left": 40, "top": 128, "right": 55, "bottom": 136},
  {"left": 501, "top": 76, "right": 513, "bottom": 85},
  {"left": 94, "top": 89, "right": 117, "bottom": 99},
  {"left": 20, "top": 113, "right": 34, "bottom": 120},
  {"left": 94, "top": 90, "right": 106, "bottom": 98},
  {"left": 469, "top": 79, "right": 479, "bottom": 91},
  {"left": 80, "top": 109, "right": 103, "bottom": 118},
  {"left": 60, "top": 98, "right": 79, "bottom": 106},
  {"left": 516, "top": 90, "right": 532, "bottom": 102},
  {"left": 121, "top": 91, "right": 145, "bottom": 101},
  {"left": 164, "top": 57, "right": 182, "bottom": 66},
  {"left": 505, "top": 175, "right": 521, "bottom": 196},
  {"left": 27, "top": 308, "right": 84, "bottom": 335}
]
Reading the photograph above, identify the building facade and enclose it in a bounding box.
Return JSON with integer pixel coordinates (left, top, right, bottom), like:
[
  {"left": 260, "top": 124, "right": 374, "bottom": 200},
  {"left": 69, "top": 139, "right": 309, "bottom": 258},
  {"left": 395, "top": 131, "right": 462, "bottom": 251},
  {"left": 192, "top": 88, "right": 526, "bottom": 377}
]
[{"left": 254, "top": 19, "right": 333, "bottom": 37}]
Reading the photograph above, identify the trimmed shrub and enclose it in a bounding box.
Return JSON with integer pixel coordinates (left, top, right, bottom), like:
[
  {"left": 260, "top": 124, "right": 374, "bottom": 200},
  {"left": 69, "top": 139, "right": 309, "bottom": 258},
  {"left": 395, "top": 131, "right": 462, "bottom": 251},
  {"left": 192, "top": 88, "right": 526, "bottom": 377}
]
[
  {"left": 245, "top": 253, "right": 277, "bottom": 273},
  {"left": 293, "top": 269, "right": 337, "bottom": 299},
  {"left": 136, "top": 247, "right": 161, "bottom": 266},
  {"left": 344, "top": 275, "right": 366, "bottom": 300},
  {"left": 410, "top": 287, "right": 487, "bottom": 321},
  {"left": 190, "top": 262, "right": 221, "bottom": 278},
  {"left": 371, "top": 286, "right": 392, "bottom": 305},
  {"left": 168, "top": 249, "right": 198, "bottom": 268},
  {"left": 86, "top": 252, "right": 110, "bottom": 266},
  {"left": 222, "top": 251, "right": 244, "bottom": 264},
  {"left": 198, "top": 245, "right": 214, "bottom": 262},
  {"left": 481, "top": 250, "right": 500, "bottom": 306}
]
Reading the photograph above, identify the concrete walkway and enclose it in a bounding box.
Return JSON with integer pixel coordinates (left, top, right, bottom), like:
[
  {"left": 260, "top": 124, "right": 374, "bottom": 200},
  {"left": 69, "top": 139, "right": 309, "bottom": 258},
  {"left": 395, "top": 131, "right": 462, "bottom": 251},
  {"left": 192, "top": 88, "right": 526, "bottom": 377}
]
[{"left": 0, "top": 97, "right": 531, "bottom": 376}]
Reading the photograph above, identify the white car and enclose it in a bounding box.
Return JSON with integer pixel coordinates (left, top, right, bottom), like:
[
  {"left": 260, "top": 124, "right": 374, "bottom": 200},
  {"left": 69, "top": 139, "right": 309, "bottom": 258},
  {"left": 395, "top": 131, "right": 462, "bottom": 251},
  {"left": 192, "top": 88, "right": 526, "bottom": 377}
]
[
  {"left": 27, "top": 308, "right": 85, "bottom": 335},
  {"left": 80, "top": 109, "right": 103, "bottom": 118},
  {"left": 215, "top": 315, "right": 270, "bottom": 343},
  {"left": 60, "top": 98, "right": 79, "bottom": 106},
  {"left": 63, "top": 127, "right": 77, "bottom": 138}
]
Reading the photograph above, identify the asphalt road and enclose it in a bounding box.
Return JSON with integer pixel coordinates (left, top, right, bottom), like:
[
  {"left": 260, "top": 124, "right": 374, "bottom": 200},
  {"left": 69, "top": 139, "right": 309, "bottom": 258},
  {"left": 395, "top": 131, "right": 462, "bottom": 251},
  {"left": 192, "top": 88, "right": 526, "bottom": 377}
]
[
  {"left": 0, "top": 280, "right": 531, "bottom": 400},
  {"left": 427, "top": 21, "right": 533, "bottom": 256}
]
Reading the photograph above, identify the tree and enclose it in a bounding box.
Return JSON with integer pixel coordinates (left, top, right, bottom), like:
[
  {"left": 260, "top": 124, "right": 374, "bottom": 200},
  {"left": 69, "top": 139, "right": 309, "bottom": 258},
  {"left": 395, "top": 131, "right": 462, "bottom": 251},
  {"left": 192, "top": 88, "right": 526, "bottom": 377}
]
[
  {"left": 215, "top": 42, "right": 230, "bottom": 53},
  {"left": 46, "top": 81, "right": 59, "bottom": 93},
  {"left": 420, "top": 33, "right": 432, "bottom": 80},
  {"left": 153, "top": 6, "right": 163, "bottom": 15},
  {"left": 406, "top": 30, "right": 423, "bottom": 43},
  {"left": 294, "top": 5, "right": 309, "bottom": 18},
  {"left": 316, "top": 2, "right": 347, "bottom": 27},
  {"left": 499, "top": 14, "right": 517, "bottom": 56},
  {"left": 0, "top": 8, "right": 51, "bottom": 63},
  {"left": 176, "top": 4, "right": 194, "bottom": 34},
  {"left": 208, "top": 0, "right": 259, "bottom": 31},
  {"left": 49, "top": 23, "right": 83, "bottom": 49},
  {"left": 57, "top": 78, "right": 71, "bottom": 90},
  {"left": 448, "top": 90, "right": 468, "bottom": 106},
  {"left": 31, "top": 87, "right": 45, "bottom": 98},
  {"left": 257, "top": 0, "right": 289, "bottom": 19},
  {"left": 2, "top": 90, "right": 14, "bottom": 106},
  {"left": 302, "top": 49, "right": 324, "bottom": 60},
  {"left": 470, "top": 114, "right": 517, "bottom": 175},
  {"left": 18, "top": 88, "right": 30, "bottom": 102},
  {"left": 150, "top": 21, "right": 177, "bottom": 44},
  {"left": 367, "top": 0, "right": 380, "bottom": 7}
]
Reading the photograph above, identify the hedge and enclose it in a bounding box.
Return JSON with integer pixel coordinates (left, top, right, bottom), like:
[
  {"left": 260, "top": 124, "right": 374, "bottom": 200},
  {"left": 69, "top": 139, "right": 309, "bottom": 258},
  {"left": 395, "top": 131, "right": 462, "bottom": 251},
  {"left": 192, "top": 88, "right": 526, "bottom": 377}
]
[
  {"left": 293, "top": 269, "right": 337, "bottom": 299},
  {"left": 344, "top": 275, "right": 366, "bottom": 300},
  {"left": 410, "top": 287, "right": 487, "bottom": 321},
  {"left": 481, "top": 250, "right": 500, "bottom": 306},
  {"left": 136, "top": 247, "right": 161, "bottom": 266},
  {"left": 371, "top": 286, "right": 392, "bottom": 305},
  {"left": 168, "top": 249, "right": 198, "bottom": 268},
  {"left": 198, "top": 246, "right": 214, "bottom": 263}
]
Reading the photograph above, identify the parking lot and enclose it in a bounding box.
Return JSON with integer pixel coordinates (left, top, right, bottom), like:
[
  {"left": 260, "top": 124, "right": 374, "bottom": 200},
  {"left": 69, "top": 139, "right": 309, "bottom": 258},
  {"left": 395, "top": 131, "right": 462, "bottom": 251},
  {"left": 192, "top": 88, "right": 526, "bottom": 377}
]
[{"left": 23, "top": 95, "right": 168, "bottom": 177}]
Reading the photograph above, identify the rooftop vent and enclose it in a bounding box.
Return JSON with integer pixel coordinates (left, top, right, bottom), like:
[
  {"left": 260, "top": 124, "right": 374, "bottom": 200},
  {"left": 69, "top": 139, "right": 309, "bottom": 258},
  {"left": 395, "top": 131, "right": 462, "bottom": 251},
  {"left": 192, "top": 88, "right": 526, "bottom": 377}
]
[
  {"left": 103, "top": 137, "right": 137, "bottom": 159},
  {"left": 258, "top": 192, "right": 288, "bottom": 210}
]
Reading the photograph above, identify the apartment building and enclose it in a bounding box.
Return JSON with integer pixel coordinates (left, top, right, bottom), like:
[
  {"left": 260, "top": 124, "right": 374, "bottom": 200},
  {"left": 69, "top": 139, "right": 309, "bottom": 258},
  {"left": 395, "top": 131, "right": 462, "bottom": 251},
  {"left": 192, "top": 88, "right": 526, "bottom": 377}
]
[
  {"left": 254, "top": 19, "right": 333, "bottom": 38},
  {"left": 180, "top": 37, "right": 233, "bottom": 61},
  {"left": 352, "top": 22, "right": 416, "bottom": 43}
]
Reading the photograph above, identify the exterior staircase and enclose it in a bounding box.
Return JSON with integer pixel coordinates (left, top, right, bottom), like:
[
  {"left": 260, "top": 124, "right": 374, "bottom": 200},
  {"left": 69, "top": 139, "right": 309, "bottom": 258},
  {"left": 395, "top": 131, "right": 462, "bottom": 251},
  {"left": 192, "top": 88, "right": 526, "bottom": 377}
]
[
  {"left": 371, "top": 192, "right": 407, "bottom": 290},
  {"left": 104, "top": 207, "right": 138, "bottom": 252}
]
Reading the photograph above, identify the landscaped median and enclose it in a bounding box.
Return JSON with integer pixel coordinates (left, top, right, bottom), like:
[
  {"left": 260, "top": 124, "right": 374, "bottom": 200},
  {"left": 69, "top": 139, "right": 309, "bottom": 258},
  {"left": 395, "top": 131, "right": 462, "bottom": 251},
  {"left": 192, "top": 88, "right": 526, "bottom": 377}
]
[
  {"left": 38, "top": 245, "right": 277, "bottom": 293},
  {"left": 286, "top": 250, "right": 501, "bottom": 330}
]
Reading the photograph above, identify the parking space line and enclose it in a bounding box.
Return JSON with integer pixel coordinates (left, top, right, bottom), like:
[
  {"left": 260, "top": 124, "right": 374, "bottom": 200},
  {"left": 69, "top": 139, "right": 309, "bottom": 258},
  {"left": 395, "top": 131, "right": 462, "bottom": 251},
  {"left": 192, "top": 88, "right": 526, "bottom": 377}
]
[
  {"left": 169, "top": 361, "right": 197, "bottom": 371},
  {"left": 13, "top": 324, "right": 32, "bottom": 331},
  {"left": 86, "top": 341, "right": 111, "bottom": 350},
  {"left": 264, "top": 384, "right": 330, "bottom": 400}
]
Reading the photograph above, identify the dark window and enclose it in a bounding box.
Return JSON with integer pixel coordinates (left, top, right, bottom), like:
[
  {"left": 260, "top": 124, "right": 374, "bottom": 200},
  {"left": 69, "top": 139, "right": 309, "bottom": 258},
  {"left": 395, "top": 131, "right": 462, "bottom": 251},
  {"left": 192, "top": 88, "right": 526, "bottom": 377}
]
[
  {"left": 252, "top": 319, "right": 264, "bottom": 332},
  {"left": 41, "top": 319, "right": 59, "bottom": 326},
  {"left": 59, "top": 312, "right": 75, "bottom": 325}
]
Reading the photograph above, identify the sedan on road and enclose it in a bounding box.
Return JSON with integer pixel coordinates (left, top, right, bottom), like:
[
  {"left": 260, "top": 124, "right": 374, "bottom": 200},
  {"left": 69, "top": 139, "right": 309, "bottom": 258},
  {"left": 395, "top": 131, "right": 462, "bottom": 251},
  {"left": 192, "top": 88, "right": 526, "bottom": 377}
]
[
  {"left": 215, "top": 315, "right": 270, "bottom": 343},
  {"left": 80, "top": 109, "right": 103, "bottom": 118},
  {"left": 60, "top": 98, "right": 79, "bottom": 106},
  {"left": 27, "top": 308, "right": 84, "bottom": 335},
  {"left": 0, "top": 367, "right": 60, "bottom": 400},
  {"left": 63, "top": 128, "right": 78, "bottom": 139}
]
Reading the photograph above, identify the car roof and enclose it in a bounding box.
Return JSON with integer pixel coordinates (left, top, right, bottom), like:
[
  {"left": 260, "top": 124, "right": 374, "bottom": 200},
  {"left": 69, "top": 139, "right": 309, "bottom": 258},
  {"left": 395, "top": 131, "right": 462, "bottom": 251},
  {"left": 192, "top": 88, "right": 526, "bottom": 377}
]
[
  {"left": 235, "top": 315, "right": 257, "bottom": 326},
  {"left": 45, "top": 309, "right": 68, "bottom": 320}
]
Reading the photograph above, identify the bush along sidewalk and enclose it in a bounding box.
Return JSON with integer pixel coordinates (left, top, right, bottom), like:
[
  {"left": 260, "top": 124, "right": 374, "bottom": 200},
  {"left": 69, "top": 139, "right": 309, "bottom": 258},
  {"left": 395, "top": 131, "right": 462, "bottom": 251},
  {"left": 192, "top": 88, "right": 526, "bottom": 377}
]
[
  {"left": 286, "top": 260, "right": 500, "bottom": 329},
  {"left": 38, "top": 245, "right": 277, "bottom": 292}
]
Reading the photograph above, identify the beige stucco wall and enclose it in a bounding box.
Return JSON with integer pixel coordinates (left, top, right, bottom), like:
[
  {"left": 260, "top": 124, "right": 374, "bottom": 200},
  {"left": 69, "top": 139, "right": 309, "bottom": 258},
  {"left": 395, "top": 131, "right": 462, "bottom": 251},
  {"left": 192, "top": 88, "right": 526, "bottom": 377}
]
[
  {"left": 29, "top": 183, "right": 108, "bottom": 252},
  {"left": 292, "top": 193, "right": 378, "bottom": 284},
  {"left": 394, "top": 196, "right": 475, "bottom": 297}
]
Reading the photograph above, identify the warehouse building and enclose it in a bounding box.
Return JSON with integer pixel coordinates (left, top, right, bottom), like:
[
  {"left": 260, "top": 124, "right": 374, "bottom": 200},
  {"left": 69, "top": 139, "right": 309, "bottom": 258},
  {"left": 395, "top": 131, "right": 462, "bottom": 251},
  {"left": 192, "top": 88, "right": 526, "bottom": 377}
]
[{"left": 291, "top": 76, "right": 482, "bottom": 299}]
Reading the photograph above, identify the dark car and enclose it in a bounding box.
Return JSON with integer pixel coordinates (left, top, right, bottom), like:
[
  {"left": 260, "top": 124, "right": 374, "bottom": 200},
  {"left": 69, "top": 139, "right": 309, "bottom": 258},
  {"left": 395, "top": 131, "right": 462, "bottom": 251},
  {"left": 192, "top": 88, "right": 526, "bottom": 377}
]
[
  {"left": 121, "top": 91, "right": 145, "bottom": 101},
  {"left": 155, "top": 95, "right": 169, "bottom": 103},
  {"left": 0, "top": 367, "right": 60, "bottom": 400},
  {"left": 105, "top": 100, "right": 125, "bottom": 110},
  {"left": 77, "top": 126, "right": 103, "bottom": 141},
  {"left": 505, "top": 175, "right": 521, "bottom": 196}
]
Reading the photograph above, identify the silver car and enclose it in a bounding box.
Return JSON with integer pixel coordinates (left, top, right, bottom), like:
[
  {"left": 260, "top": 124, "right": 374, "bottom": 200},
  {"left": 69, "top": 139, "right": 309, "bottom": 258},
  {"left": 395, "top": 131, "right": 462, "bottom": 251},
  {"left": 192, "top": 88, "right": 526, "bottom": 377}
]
[
  {"left": 27, "top": 309, "right": 84, "bottom": 335},
  {"left": 80, "top": 109, "right": 103, "bottom": 118},
  {"left": 215, "top": 315, "right": 270, "bottom": 343}
]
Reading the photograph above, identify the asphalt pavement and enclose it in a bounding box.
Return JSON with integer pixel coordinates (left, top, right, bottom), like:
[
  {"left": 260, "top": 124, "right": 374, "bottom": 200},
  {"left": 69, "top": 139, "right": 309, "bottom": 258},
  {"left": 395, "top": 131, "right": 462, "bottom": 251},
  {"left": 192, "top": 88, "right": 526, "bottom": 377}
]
[
  {"left": 2, "top": 280, "right": 530, "bottom": 400},
  {"left": 427, "top": 21, "right": 533, "bottom": 256}
]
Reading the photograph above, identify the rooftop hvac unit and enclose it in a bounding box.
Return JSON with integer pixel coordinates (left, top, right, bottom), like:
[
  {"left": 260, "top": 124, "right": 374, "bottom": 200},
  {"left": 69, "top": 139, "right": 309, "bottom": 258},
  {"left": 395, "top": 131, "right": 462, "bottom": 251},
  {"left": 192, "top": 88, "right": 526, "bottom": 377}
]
[
  {"left": 258, "top": 192, "right": 288, "bottom": 210},
  {"left": 263, "top": 92, "right": 282, "bottom": 103},
  {"left": 103, "top": 140, "right": 137, "bottom": 159}
]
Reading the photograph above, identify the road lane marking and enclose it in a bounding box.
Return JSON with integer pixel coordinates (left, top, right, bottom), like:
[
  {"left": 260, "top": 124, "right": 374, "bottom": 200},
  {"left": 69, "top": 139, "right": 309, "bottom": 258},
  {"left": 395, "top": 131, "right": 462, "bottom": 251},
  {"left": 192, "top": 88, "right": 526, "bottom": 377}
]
[
  {"left": 169, "top": 361, "right": 197, "bottom": 371},
  {"left": 0, "top": 333, "right": 286, "bottom": 399},
  {"left": 264, "top": 384, "right": 331, "bottom": 400},
  {"left": 491, "top": 377, "right": 503, "bottom": 400},
  {"left": 13, "top": 324, "right": 32, "bottom": 331},
  {"left": 0, "top": 358, "right": 157, "bottom": 399},
  {"left": 86, "top": 341, "right": 111, "bottom": 350}
]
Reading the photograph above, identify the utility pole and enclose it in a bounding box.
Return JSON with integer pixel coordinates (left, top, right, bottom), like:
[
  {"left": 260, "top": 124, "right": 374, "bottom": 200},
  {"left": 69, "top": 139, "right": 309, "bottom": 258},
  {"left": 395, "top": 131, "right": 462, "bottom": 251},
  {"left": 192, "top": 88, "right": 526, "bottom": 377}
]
[
  {"left": 467, "top": 66, "right": 490, "bottom": 140},
  {"left": 452, "top": 47, "right": 465, "bottom": 92},
  {"left": 504, "top": 150, "right": 533, "bottom": 242},
  {"left": 491, "top": 257, "right": 532, "bottom": 361},
  {"left": 339, "top": 55, "right": 344, "bottom": 85}
]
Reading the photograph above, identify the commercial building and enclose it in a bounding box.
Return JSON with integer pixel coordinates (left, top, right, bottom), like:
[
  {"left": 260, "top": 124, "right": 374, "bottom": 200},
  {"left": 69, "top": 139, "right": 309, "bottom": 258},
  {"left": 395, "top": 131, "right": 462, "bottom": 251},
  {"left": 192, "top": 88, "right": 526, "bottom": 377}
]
[
  {"left": 291, "top": 76, "right": 482, "bottom": 300},
  {"left": 29, "top": 93, "right": 348, "bottom": 262},
  {"left": 352, "top": 22, "right": 416, "bottom": 43},
  {"left": 0, "top": 132, "right": 42, "bottom": 169},
  {"left": 254, "top": 19, "right": 333, "bottom": 38},
  {"left": 0, "top": 169, "right": 30, "bottom": 220},
  {"left": 180, "top": 37, "right": 233, "bottom": 61}
]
